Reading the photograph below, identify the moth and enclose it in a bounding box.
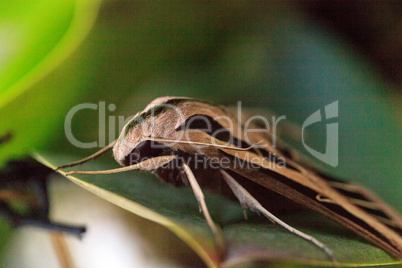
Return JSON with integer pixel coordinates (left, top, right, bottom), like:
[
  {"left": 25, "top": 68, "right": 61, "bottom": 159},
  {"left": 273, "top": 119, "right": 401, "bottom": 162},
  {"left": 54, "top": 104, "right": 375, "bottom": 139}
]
[{"left": 57, "top": 97, "right": 402, "bottom": 261}]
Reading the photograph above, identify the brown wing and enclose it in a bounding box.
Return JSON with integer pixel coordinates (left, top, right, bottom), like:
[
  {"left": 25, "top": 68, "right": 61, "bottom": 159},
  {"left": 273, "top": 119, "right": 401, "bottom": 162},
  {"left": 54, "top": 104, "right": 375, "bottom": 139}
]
[
  {"left": 316, "top": 172, "right": 402, "bottom": 235},
  {"left": 170, "top": 100, "right": 402, "bottom": 259},
  {"left": 227, "top": 105, "right": 402, "bottom": 236},
  {"left": 217, "top": 148, "right": 402, "bottom": 259}
]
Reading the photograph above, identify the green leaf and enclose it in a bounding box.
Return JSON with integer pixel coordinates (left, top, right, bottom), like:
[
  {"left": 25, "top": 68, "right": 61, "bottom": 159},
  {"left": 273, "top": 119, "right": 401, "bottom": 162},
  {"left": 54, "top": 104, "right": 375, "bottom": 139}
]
[
  {"left": 35, "top": 153, "right": 401, "bottom": 267},
  {"left": 0, "top": 0, "right": 101, "bottom": 167},
  {"left": 0, "top": 0, "right": 101, "bottom": 108}
]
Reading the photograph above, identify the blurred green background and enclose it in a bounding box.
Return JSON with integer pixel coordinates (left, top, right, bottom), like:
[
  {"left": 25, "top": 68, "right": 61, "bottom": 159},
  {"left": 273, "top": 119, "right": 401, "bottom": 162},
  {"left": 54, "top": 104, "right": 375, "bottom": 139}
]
[{"left": 0, "top": 0, "right": 401, "bottom": 267}]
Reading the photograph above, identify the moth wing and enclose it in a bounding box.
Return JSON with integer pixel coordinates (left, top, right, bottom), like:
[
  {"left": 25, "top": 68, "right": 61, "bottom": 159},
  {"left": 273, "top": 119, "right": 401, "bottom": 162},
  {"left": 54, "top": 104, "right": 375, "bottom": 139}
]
[
  {"left": 169, "top": 100, "right": 402, "bottom": 258},
  {"left": 217, "top": 148, "right": 402, "bottom": 259},
  {"left": 319, "top": 175, "right": 402, "bottom": 233},
  {"left": 224, "top": 106, "right": 304, "bottom": 142}
]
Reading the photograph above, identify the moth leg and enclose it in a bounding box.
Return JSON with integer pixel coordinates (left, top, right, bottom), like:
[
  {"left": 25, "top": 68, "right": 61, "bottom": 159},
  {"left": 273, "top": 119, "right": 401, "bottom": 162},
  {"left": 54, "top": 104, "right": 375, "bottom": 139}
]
[
  {"left": 56, "top": 139, "right": 117, "bottom": 170},
  {"left": 220, "top": 169, "right": 336, "bottom": 262},
  {"left": 182, "top": 163, "right": 226, "bottom": 258}
]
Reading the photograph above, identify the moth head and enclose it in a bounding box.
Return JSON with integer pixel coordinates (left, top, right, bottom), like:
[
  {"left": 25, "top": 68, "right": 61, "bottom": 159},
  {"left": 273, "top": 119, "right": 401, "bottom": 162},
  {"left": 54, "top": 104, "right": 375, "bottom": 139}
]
[
  {"left": 112, "top": 112, "right": 147, "bottom": 166},
  {"left": 113, "top": 98, "right": 182, "bottom": 167}
]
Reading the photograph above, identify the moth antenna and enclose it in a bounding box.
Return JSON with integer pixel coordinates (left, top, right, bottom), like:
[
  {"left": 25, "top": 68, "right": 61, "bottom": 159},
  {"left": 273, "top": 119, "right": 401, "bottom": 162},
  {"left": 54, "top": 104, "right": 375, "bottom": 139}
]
[
  {"left": 147, "top": 137, "right": 255, "bottom": 151},
  {"left": 65, "top": 155, "right": 177, "bottom": 176},
  {"left": 56, "top": 140, "right": 117, "bottom": 170}
]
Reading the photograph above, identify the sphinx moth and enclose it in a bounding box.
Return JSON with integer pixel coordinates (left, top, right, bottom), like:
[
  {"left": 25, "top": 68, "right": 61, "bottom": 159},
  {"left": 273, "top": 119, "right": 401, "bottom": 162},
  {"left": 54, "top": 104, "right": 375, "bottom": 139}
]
[{"left": 58, "top": 97, "right": 402, "bottom": 261}]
